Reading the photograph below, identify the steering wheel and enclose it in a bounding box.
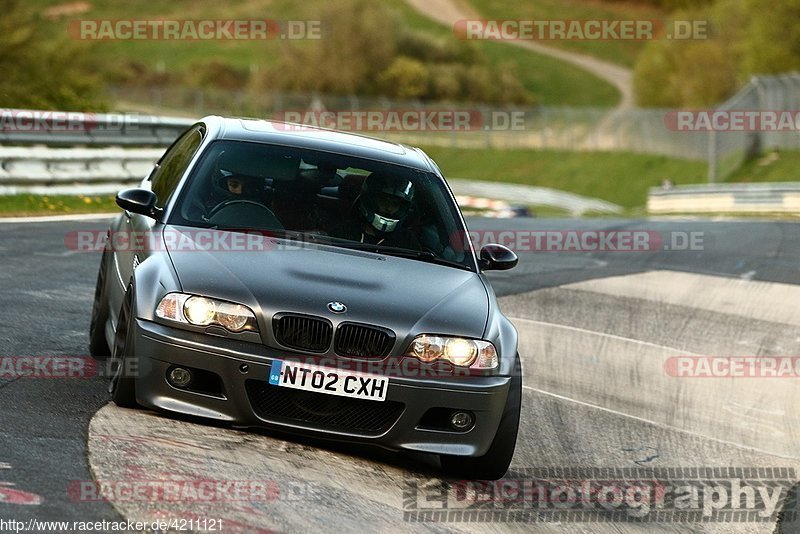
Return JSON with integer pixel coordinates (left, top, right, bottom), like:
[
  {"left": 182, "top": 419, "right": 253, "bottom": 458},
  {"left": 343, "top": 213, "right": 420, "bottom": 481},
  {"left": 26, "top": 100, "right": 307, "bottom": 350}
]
[
  {"left": 207, "top": 199, "right": 270, "bottom": 220},
  {"left": 206, "top": 199, "right": 284, "bottom": 231}
]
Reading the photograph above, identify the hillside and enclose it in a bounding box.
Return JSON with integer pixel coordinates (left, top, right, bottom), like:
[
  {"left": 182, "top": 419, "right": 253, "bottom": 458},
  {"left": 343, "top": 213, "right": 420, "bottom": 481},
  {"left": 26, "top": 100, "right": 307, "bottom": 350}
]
[
  {"left": 24, "top": 0, "right": 620, "bottom": 108},
  {"left": 466, "top": 0, "right": 666, "bottom": 68}
]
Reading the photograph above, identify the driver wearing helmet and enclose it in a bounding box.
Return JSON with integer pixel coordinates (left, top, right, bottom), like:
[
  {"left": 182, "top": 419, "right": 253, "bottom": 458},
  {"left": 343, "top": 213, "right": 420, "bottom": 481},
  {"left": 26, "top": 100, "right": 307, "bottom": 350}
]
[
  {"left": 332, "top": 172, "right": 420, "bottom": 250},
  {"left": 205, "top": 150, "right": 268, "bottom": 211}
]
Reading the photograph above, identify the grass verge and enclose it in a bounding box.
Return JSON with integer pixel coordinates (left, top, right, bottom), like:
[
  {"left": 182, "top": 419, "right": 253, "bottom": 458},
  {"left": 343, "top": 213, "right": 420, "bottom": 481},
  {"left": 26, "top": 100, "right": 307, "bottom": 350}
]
[
  {"left": 725, "top": 151, "right": 800, "bottom": 183},
  {"left": 424, "top": 146, "right": 707, "bottom": 209},
  {"left": 0, "top": 195, "right": 118, "bottom": 217}
]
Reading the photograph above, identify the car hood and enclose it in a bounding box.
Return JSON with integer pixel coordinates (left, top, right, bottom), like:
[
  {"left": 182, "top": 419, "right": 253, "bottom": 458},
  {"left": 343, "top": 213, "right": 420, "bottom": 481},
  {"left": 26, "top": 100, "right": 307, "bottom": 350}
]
[{"left": 165, "top": 227, "right": 489, "bottom": 340}]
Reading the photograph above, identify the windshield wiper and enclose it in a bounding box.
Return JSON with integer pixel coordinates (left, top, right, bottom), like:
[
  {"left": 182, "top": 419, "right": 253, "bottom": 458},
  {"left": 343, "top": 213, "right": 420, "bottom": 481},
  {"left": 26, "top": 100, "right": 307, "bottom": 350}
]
[{"left": 204, "top": 226, "right": 289, "bottom": 238}]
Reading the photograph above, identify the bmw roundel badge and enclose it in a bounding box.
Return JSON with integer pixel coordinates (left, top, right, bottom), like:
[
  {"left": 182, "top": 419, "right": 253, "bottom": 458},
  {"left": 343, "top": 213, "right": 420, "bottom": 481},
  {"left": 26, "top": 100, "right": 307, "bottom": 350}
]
[{"left": 327, "top": 301, "right": 347, "bottom": 314}]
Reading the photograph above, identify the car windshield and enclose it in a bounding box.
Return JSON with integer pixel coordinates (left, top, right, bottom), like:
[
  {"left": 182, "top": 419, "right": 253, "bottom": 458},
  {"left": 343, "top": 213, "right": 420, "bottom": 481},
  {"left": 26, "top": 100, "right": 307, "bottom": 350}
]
[{"left": 170, "top": 139, "right": 473, "bottom": 268}]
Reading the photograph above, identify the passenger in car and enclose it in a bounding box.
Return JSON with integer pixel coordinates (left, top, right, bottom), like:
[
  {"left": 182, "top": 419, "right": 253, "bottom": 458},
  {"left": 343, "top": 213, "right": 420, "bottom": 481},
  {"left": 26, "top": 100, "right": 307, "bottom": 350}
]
[{"left": 331, "top": 172, "right": 421, "bottom": 250}]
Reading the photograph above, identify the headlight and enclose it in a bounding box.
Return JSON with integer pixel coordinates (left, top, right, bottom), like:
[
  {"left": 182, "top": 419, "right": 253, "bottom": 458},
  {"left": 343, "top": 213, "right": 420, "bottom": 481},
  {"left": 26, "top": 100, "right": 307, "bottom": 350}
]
[
  {"left": 156, "top": 293, "right": 258, "bottom": 333},
  {"left": 404, "top": 335, "right": 498, "bottom": 369},
  {"left": 183, "top": 296, "right": 216, "bottom": 325}
]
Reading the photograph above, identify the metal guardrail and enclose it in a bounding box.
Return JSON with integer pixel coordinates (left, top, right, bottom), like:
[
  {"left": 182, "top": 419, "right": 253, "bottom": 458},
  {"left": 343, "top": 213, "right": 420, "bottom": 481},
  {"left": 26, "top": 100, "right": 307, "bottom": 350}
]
[
  {"left": 648, "top": 183, "right": 800, "bottom": 214},
  {"left": 0, "top": 147, "right": 162, "bottom": 195},
  {"left": 0, "top": 110, "right": 187, "bottom": 194},
  {"left": 0, "top": 110, "right": 192, "bottom": 146}
]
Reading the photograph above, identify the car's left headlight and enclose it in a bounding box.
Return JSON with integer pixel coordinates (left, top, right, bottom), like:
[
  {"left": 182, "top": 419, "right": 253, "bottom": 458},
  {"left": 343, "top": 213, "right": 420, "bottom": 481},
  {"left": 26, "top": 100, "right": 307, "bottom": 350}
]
[
  {"left": 155, "top": 293, "right": 258, "bottom": 333},
  {"left": 404, "top": 335, "right": 498, "bottom": 369}
]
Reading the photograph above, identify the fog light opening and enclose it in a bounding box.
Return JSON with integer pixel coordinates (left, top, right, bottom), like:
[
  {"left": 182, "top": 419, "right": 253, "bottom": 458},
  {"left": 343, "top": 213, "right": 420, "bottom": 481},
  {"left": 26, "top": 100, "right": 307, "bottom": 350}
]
[
  {"left": 450, "top": 410, "right": 475, "bottom": 431},
  {"left": 167, "top": 367, "right": 193, "bottom": 388}
]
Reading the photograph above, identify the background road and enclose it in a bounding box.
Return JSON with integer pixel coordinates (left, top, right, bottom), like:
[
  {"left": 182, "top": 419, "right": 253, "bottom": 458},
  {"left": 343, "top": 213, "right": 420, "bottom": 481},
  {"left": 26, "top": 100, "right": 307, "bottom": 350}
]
[
  {"left": 404, "top": 0, "right": 634, "bottom": 108},
  {"left": 1, "top": 216, "right": 798, "bottom": 531}
]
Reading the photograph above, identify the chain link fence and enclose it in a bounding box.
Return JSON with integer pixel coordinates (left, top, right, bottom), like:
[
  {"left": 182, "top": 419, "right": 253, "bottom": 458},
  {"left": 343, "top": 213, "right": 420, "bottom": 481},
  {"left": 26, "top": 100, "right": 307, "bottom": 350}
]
[
  {"left": 110, "top": 74, "right": 800, "bottom": 182},
  {"left": 709, "top": 73, "right": 800, "bottom": 182},
  {"left": 111, "top": 86, "right": 709, "bottom": 154}
]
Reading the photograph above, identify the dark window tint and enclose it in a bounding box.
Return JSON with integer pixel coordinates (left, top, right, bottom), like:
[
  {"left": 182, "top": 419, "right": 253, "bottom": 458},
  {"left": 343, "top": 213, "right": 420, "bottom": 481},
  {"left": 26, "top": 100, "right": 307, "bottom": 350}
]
[
  {"left": 151, "top": 126, "right": 204, "bottom": 208},
  {"left": 171, "top": 140, "right": 473, "bottom": 269}
]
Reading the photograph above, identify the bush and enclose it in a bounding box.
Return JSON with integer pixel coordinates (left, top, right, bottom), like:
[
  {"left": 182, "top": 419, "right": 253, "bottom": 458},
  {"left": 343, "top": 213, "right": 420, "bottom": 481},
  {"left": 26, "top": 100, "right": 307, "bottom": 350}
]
[
  {"left": 634, "top": 0, "right": 800, "bottom": 107},
  {"left": 189, "top": 60, "right": 249, "bottom": 91},
  {"left": 105, "top": 60, "right": 176, "bottom": 87},
  {"left": 428, "top": 64, "right": 464, "bottom": 100},
  {"left": 378, "top": 56, "right": 430, "bottom": 99},
  {"left": 256, "top": 0, "right": 397, "bottom": 94},
  {"left": 734, "top": 0, "right": 800, "bottom": 76},
  {"left": 396, "top": 28, "right": 479, "bottom": 64},
  {"left": 250, "top": 0, "right": 534, "bottom": 104},
  {"left": 0, "top": 0, "right": 107, "bottom": 110},
  {"left": 634, "top": 37, "right": 737, "bottom": 107}
]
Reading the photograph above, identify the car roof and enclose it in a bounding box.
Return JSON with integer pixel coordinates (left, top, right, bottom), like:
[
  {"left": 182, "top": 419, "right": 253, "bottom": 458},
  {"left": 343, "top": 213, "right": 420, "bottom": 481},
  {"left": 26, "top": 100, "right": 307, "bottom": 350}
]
[{"left": 199, "top": 116, "right": 437, "bottom": 173}]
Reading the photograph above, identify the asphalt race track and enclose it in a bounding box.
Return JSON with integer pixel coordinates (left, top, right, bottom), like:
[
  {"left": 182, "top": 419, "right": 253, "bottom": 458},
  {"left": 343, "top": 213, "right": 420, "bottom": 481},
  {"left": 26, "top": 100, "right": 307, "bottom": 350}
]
[{"left": 1, "top": 215, "right": 799, "bottom": 533}]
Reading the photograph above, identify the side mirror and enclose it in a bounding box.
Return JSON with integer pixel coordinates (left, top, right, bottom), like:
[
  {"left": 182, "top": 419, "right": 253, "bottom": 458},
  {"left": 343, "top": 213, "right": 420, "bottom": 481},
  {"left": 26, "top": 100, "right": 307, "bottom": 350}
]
[
  {"left": 116, "top": 188, "right": 160, "bottom": 219},
  {"left": 479, "top": 244, "right": 518, "bottom": 271}
]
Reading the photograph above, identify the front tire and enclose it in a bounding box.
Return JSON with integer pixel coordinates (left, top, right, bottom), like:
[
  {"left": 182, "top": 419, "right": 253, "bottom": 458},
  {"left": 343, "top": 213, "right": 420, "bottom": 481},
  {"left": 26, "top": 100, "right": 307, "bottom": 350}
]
[
  {"left": 89, "top": 249, "right": 111, "bottom": 358},
  {"left": 440, "top": 354, "right": 522, "bottom": 480},
  {"left": 109, "top": 285, "right": 139, "bottom": 408}
]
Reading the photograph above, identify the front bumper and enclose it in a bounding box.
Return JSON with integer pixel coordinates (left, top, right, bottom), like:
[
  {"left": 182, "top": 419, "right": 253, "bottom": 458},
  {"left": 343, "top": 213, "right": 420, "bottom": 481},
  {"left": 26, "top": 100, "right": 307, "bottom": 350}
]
[{"left": 131, "top": 319, "right": 512, "bottom": 457}]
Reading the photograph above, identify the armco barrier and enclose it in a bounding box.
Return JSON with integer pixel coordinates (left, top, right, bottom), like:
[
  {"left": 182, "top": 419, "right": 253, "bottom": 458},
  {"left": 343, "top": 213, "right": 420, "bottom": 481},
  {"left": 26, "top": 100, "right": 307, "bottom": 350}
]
[
  {"left": 0, "top": 147, "right": 163, "bottom": 195},
  {"left": 648, "top": 183, "right": 800, "bottom": 214},
  {"left": 0, "top": 110, "right": 192, "bottom": 146}
]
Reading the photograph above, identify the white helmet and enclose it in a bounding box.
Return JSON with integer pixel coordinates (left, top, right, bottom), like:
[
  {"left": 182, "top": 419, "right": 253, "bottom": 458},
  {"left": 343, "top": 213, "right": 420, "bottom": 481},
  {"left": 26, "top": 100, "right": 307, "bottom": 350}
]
[{"left": 357, "top": 173, "right": 415, "bottom": 233}]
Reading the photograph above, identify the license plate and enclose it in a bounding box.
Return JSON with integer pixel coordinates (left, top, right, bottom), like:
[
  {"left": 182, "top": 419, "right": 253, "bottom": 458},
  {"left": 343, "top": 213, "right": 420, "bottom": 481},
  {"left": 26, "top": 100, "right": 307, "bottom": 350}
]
[{"left": 268, "top": 360, "right": 388, "bottom": 402}]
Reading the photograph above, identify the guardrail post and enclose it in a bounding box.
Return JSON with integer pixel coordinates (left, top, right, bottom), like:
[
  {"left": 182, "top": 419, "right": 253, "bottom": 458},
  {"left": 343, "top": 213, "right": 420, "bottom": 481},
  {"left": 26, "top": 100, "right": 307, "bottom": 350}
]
[{"left": 707, "top": 129, "right": 717, "bottom": 184}]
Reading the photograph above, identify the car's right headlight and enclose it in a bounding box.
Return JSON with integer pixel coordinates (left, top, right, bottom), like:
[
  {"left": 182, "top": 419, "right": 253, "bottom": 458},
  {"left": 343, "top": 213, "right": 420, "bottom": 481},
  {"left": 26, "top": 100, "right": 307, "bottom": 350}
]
[
  {"left": 403, "top": 335, "right": 498, "bottom": 369},
  {"left": 155, "top": 293, "right": 258, "bottom": 333}
]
